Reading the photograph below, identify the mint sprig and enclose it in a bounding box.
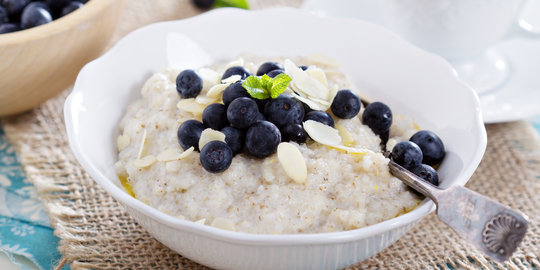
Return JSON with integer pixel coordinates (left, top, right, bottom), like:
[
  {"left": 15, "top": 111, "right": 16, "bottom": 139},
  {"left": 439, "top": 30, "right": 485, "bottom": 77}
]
[
  {"left": 242, "top": 74, "right": 292, "bottom": 100},
  {"left": 214, "top": 0, "right": 249, "bottom": 9}
]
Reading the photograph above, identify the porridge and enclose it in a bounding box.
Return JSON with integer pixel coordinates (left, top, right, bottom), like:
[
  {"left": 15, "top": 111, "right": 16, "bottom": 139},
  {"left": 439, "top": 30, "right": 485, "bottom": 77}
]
[{"left": 114, "top": 55, "right": 444, "bottom": 234}]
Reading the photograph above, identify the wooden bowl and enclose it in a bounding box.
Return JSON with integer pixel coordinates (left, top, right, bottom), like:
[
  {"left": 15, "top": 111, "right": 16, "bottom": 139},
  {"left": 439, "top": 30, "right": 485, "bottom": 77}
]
[{"left": 0, "top": 0, "right": 126, "bottom": 116}]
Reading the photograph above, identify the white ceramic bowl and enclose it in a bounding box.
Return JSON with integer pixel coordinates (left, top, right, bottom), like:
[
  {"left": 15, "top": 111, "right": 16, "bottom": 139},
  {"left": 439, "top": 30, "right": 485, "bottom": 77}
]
[{"left": 64, "top": 8, "right": 487, "bottom": 270}]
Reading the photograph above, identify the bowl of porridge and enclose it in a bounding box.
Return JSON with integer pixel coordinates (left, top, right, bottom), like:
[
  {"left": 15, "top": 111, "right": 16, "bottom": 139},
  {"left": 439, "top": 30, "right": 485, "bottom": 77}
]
[{"left": 64, "top": 8, "right": 487, "bottom": 270}]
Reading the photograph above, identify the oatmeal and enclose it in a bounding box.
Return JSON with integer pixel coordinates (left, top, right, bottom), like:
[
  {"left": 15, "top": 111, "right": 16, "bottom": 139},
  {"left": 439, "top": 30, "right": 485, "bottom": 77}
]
[{"left": 114, "top": 56, "right": 424, "bottom": 234}]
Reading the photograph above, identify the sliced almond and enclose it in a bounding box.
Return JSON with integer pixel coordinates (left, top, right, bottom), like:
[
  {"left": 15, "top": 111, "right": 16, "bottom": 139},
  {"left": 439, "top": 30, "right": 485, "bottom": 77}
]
[
  {"left": 211, "top": 217, "right": 236, "bottom": 231},
  {"left": 277, "top": 142, "right": 307, "bottom": 184},
  {"left": 303, "top": 120, "right": 341, "bottom": 146},
  {"left": 134, "top": 155, "right": 156, "bottom": 168},
  {"left": 285, "top": 59, "right": 329, "bottom": 100},
  {"left": 199, "top": 129, "right": 226, "bottom": 150},
  {"left": 198, "top": 68, "right": 221, "bottom": 86},
  {"left": 179, "top": 146, "right": 195, "bottom": 159},
  {"left": 177, "top": 98, "right": 206, "bottom": 115},
  {"left": 206, "top": 83, "right": 229, "bottom": 98},
  {"left": 195, "top": 95, "right": 217, "bottom": 105},
  {"left": 137, "top": 129, "right": 147, "bottom": 160},
  {"left": 335, "top": 123, "right": 355, "bottom": 146},
  {"left": 290, "top": 92, "right": 327, "bottom": 111},
  {"left": 117, "top": 134, "right": 131, "bottom": 152},
  {"left": 328, "top": 145, "right": 371, "bottom": 156},
  {"left": 221, "top": 74, "right": 242, "bottom": 84},
  {"left": 306, "top": 67, "right": 328, "bottom": 86},
  {"left": 157, "top": 149, "right": 182, "bottom": 162}
]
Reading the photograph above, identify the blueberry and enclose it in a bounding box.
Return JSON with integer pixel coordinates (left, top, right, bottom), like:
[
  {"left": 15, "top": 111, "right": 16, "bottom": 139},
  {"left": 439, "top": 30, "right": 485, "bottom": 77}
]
[
  {"left": 295, "top": 98, "right": 313, "bottom": 114},
  {"left": 61, "top": 1, "right": 83, "bottom": 16},
  {"left": 222, "top": 81, "right": 249, "bottom": 107},
  {"left": 202, "top": 103, "right": 229, "bottom": 130},
  {"left": 221, "top": 126, "right": 244, "bottom": 155},
  {"left": 362, "top": 101, "right": 392, "bottom": 136},
  {"left": 45, "top": 0, "right": 70, "bottom": 10},
  {"left": 391, "top": 141, "right": 423, "bottom": 169},
  {"left": 1, "top": 0, "right": 31, "bottom": 16},
  {"left": 299, "top": 65, "right": 308, "bottom": 71},
  {"left": 264, "top": 96, "right": 304, "bottom": 129},
  {"left": 176, "top": 69, "right": 202, "bottom": 99},
  {"left": 200, "top": 141, "right": 233, "bottom": 173},
  {"left": 245, "top": 121, "right": 281, "bottom": 158},
  {"left": 221, "top": 66, "right": 252, "bottom": 80},
  {"left": 410, "top": 164, "right": 439, "bottom": 186},
  {"left": 281, "top": 124, "right": 307, "bottom": 144},
  {"left": 266, "top": 69, "right": 285, "bottom": 78},
  {"left": 21, "top": 2, "right": 52, "bottom": 29},
  {"left": 191, "top": 0, "right": 214, "bottom": 9},
  {"left": 253, "top": 97, "right": 268, "bottom": 112},
  {"left": 177, "top": 120, "right": 205, "bottom": 151},
  {"left": 0, "top": 23, "right": 19, "bottom": 33},
  {"left": 410, "top": 130, "right": 445, "bottom": 166},
  {"left": 226, "top": 97, "right": 260, "bottom": 129},
  {"left": 331, "top": 89, "right": 361, "bottom": 119},
  {"left": 0, "top": 6, "right": 9, "bottom": 23},
  {"left": 256, "top": 62, "right": 282, "bottom": 76},
  {"left": 304, "top": 111, "right": 334, "bottom": 127}
]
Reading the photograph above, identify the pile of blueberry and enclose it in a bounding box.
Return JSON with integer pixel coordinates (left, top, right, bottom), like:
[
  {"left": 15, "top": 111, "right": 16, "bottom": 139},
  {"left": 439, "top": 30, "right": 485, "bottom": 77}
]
[
  {"left": 176, "top": 61, "right": 370, "bottom": 173},
  {"left": 176, "top": 60, "right": 446, "bottom": 182},
  {"left": 391, "top": 130, "right": 445, "bottom": 186},
  {"left": 0, "top": 0, "right": 88, "bottom": 34}
]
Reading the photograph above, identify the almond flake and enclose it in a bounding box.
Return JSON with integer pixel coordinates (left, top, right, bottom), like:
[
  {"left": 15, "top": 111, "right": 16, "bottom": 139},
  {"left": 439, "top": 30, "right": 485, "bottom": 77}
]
[
  {"left": 195, "top": 95, "right": 217, "bottom": 105},
  {"left": 224, "top": 58, "right": 244, "bottom": 69},
  {"left": 179, "top": 146, "right": 195, "bottom": 159},
  {"left": 335, "top": 123, "right": 355, "bottom": 146},
  {"left": 328, "top": 144, "right": 371, "bottom": 156},
  {"left": 221, "top": 75, "right": 242, "bottom": 84},
  {"left": 306, "top": 68, "right": 328, "bottom": 86},
  {"left": 117, "top": 134, "right": 131, "bottom": 152},
  {"left": 157, "top": 149, "right": 183, "bottom": 162},
  {"left": 198, "top": 68, "right": 221, "bottom": 87},
  {"left": 177, "top": 98, "right": 206, "bottom": 115},
  {"left": 285, "top": 59, "right": 329, "bottom": 100},
  {"left": 199, "top": 129, "right": 226, "bottom": 150},
  {"left": 303, "top": 120, "right": 341, "bottom": 146},
  {"left": 206, "top": 83, "right": 229, "bottom": 98},
  {"left": 277, "top": 142, "right": 307, "bottom": 184},
  {"left": 137, "top": 129, "right": 147, "bottom": 159},
  {"left": 306, "top": 53, "right": 339, "bottom": 67},
  {"left": 211, "top": 217, "right": 236, "bottom": 231},
  {"left": 290, "top": 92, "right": 327, "bottom": 111},
  {"left": 134, "top": 155, "right": 156, "bottom": 168}
]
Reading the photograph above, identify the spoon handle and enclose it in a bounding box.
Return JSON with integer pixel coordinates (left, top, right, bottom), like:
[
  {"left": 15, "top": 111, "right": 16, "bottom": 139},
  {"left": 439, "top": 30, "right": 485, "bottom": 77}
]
[{"left": 388, "top": 159, "right": 528, "bottom": 262}]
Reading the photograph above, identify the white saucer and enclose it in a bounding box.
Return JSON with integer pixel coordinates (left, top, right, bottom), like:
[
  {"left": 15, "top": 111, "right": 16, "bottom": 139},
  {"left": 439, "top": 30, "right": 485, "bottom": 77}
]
[{"left": 302, "top": 0, "right": 540, "bottom": 123}]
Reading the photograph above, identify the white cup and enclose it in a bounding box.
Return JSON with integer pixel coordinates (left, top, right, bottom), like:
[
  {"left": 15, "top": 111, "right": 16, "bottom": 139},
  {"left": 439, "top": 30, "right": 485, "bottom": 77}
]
[{"left": 379, "top": 0, "right": 540, "bottom": 93}]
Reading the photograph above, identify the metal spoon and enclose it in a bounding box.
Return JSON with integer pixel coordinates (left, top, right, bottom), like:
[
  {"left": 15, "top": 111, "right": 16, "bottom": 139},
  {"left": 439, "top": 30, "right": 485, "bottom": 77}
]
[{"left": 388, "top": 158, "right": 529, "bottom": 263}]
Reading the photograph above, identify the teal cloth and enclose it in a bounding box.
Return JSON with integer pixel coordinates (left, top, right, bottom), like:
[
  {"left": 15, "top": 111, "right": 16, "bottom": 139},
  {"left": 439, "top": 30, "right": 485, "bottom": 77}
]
[
  {"left": 0, "top": 126, "right": 66, "bottom": 270},
  {"left": 533, "top": 115, "right": 540, "bottom": 134}
]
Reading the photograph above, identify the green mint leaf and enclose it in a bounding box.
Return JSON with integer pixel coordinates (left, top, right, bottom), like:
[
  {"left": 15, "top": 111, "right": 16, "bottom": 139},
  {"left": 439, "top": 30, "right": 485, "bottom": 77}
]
[
  {"left": 242, "top": 76, "right": 269, "bottom": 99},
  {"left": 269, "top": 73, "right": 292, "bottom": 98},
  {"left": 213, "top": 0, "right": 249, "bottom": 9},
  {"left": 260, "top": 74, "right": 273, "bottom": 91}
]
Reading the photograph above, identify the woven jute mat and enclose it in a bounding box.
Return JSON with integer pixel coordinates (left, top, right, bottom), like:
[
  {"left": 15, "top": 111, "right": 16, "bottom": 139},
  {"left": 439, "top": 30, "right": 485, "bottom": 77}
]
[{"left": 2, "top": 0, "right": 540, "bottom": 269}]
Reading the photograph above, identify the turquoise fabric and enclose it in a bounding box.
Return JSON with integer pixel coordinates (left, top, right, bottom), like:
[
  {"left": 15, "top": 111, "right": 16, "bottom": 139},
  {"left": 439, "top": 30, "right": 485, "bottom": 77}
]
[
  {"left": 533, "top": 115, "right": 540, "bottom": 134},
  {"left": 0, "top": 126, "right": 65, "bottom": 270}
]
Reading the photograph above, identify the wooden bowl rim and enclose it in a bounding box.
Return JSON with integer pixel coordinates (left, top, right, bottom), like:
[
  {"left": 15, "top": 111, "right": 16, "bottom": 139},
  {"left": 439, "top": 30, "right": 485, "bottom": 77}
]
[{"left": 0, "top": 0, "right": 117, "bottom": 45}]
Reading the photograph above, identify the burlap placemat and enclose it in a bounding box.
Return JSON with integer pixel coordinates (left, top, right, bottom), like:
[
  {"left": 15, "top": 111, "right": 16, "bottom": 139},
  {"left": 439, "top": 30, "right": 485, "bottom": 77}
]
[{"left": 2, "top": 0, "right": 540, "bottom": 269}]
